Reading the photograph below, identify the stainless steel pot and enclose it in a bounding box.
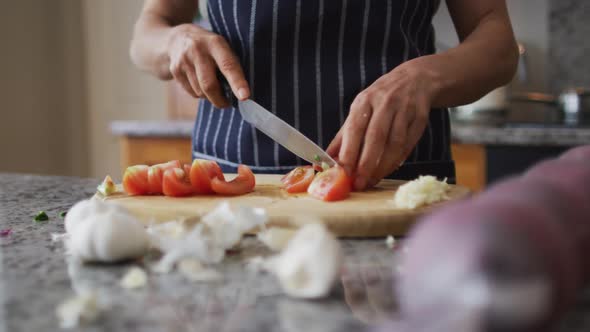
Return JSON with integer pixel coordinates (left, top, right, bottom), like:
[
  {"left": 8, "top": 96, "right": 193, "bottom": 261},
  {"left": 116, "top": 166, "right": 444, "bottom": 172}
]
[{"left": 511, "top": 88, "right": 590, "bottom": 125}]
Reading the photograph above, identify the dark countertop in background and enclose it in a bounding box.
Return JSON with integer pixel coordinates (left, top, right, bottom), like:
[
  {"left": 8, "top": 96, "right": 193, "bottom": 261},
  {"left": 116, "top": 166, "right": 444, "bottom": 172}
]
[
  {"left": 110, "top": 120, "right": 590, "bottom": 147},
  {"left": 2, "top": 173, "right": 590, "bottom": 331}
]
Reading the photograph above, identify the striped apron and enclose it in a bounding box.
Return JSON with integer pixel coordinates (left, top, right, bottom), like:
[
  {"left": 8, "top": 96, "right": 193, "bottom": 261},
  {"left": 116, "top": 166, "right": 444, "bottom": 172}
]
[{"left": 193, "top": 0, "right": 455, "bottom": 182}]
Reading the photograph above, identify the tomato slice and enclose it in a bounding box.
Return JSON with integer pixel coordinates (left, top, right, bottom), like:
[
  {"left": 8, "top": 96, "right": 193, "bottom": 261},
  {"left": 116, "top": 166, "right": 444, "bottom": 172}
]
[
  {"left": 307, "top": 166, "right": 352, "bottom": 201},
  {"left": 146, "top": 160, "right": 182, "bottom": 194},
  {"left": 281, "top": 166, "right": 315, "bottom": 193},
  {"left": 183, "top": 163, "right": 191, "bottom": 175},
  {"left": 211, "top": 165, "right": 256, "bottom": 195},
  {"left": 189, "top": 159, "right": 225, "bottom": 194},
  {"left": 162, "top": 168, "right": 195, "bottom": 197},
  {"left": 122, "top": 165, "right": 150, "bottom": 195},
  {"left": 153, "top": 160, "right": 182, "bottom": 171},
  {"left": 147, "top": 166, "right": 164, "bottom": 194}
]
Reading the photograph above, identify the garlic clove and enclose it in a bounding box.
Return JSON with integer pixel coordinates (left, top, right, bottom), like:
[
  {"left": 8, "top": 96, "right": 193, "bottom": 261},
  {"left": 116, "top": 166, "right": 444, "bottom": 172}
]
[
  {"left": 66, "top": 200, "right": 149, "bottom": 263},
  {"left": 268, "top": 223, "right": 342, "bottom": 299}
]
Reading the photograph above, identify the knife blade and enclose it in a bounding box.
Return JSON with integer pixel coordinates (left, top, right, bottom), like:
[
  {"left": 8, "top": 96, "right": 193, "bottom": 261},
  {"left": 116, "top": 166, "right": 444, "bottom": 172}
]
[{"left": 238, "top": 99, "right": 337, "bottom": 167}]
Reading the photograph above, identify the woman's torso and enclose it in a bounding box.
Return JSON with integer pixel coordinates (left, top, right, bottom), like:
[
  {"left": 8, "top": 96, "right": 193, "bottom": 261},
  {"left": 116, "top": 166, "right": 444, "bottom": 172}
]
[{"left": 193, "top": 0, "right": 455, "bottom": 181}]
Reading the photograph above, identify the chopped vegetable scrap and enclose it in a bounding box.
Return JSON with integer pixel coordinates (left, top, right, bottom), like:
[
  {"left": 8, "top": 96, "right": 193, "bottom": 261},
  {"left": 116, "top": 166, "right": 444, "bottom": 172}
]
[
  {"left": 393, "top": 175, "right": 450, "bottom": 209},
  {"left": 59, "top": 211, "right": 67, "bottom": 218},
  {"left": 386, "top": 235, "right": 396, "bottom": 249},
  {"left": 96, "top": 175, "right": 116, "bottom": 196},
  {"left": 120, "top": 267, "right": 148, "bottom": 289},
  {"left": 34, "top": 211, "right": 49, "bottom": 222},
  {"left": 0, "top": 229, "right": 12, "bottom": 237},
  {"left": 56, "top": 291, "right": 102, "bottom": 329}
]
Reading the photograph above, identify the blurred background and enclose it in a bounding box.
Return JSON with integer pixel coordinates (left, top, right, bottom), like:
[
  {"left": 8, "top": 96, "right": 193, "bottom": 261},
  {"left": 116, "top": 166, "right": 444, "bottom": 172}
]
[{"left": 0, "top": 1, "right": 586, "bottom": 190}]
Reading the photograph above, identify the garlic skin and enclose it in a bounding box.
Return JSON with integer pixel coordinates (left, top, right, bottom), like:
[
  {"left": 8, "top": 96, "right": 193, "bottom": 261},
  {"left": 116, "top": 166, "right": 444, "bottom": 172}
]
[
  {"left": 56, "top": 291, "right": 101, "bottom": 329},
  {"left": 257, "top": 227, "right": 296, "bottom": 252},
  {"left": 267, "top": 223, "right": 342, "bottom": 299},
  {"left": 150, "top": 202, "right": 268, "bottom": 273},
  {"left": 65, "top": 199, "right": 149, "bottom": 263}
]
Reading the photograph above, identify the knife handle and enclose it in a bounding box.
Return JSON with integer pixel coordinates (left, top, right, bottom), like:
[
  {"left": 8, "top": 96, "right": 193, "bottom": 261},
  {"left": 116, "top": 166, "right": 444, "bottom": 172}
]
[{"left": 217, "top": 71, "right": 238, "bottom": 108}]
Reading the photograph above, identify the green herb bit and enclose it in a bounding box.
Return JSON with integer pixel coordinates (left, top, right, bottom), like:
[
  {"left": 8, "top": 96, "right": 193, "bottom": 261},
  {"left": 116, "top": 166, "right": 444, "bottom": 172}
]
[
  {"left": 59, "top": 211, "right": 67, "bottom": 218},
  {"left": 321, "top": 162, "right": 331, "bottom": 172},
  {"left": 34, "top": 211, "right": 49, "bottom": 222},
  {"left": 313, "top": 154, "right": 321, "bottom": 162}
]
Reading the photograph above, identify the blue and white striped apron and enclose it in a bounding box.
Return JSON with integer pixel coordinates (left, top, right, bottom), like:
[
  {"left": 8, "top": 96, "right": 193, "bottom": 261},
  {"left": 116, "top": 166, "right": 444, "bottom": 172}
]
[{"left": 193, "top": 0, "right": 455, "bottom": 182}]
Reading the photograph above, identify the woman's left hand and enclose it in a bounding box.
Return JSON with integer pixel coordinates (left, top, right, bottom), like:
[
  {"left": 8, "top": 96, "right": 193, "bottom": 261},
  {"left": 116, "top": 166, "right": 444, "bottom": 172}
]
[{"left": 327, "top": 62, "right": 439, "bottom": 191}]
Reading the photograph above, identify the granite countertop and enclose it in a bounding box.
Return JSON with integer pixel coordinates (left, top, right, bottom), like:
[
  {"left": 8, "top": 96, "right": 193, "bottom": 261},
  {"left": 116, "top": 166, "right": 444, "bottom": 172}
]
[
  {"left": 2, "top": 173, "right": 590, "bottom": 332},
  {"left": 0, "top": 173, "right": 391, "bottom": 332},
  {"left": 110, "top": 120, "right": 590, "bottom": 146}
]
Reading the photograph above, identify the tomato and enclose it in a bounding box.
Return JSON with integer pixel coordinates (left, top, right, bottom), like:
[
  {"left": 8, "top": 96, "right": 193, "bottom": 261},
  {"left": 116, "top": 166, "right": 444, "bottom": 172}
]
[
  {"left": 122, "top": 165, "right": 150, "bottom": 195},
  {"left": 189, "top": 159, "right": 225, "bottom": 194},
  {"left": 183, "top": 163, "right": 191, "bottom": 175},
  {"left": 281, "top": 166, "right": 315, "bottom": 193},
  {"left": 307, "top": 166, "right": 351, "bottom": 201},
  {"left": 146, "top": 160, "right": 182, "bottom": 194},
  {"left": 147, "top": 166, "right": 164, "bottom": 194},
  {"left": 211, "top": 165, "right": 256, "bottom": 195},
  {"left": 162, "top": 168, "right": 195, "bottom": 197},
  {"left": 153, "top": 160, "right": 182, "bottom": 171}
]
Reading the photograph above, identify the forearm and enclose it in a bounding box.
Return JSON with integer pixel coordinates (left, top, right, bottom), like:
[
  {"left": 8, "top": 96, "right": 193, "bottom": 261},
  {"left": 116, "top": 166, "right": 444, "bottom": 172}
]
[
  {"left": 130, "top": 13, "right": 175, "bottom": 79},
  {"left": 409, "top": 8, "right": 519, "bottom": 108},
  {"left": 130, "top": 0, "right": 198, "bottom": 80}
]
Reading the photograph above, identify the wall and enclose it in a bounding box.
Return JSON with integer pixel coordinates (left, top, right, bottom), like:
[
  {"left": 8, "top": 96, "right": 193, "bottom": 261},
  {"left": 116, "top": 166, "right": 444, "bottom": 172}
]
[
  {"left": 0, "top": 1, "right": 87, "bottom": 176},
  {"left": 433, "top": 0, "right": 549, "bottom": 92},
  {"left": 82, "top": 0, "right": 167, "bottom": 179}
]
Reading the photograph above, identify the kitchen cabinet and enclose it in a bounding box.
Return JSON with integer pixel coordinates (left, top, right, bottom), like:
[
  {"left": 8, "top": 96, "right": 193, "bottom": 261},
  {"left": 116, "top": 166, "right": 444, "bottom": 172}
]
[
  {"left": 120, "top": 137, "right": 192, "bottom": 170},
  {"left": 451, "top": 144, "right": 486, "bottom": 191}
]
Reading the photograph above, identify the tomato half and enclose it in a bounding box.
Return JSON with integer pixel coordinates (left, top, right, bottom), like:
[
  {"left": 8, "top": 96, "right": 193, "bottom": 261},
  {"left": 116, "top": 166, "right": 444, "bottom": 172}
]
[
  {"left": 162, "top": 168, "right": 195, "bottom": 197},
  {"left": 307, "top": 166, "right": 351, "bottom": 201},
  {"left": 189, "top": 159, "right": 225, "bottom": 194},
  {"left": 211, "top": 165, "right": 256, "bottom": 195},
  {"left": 281, "top": 166, "right": 315, "bottom": 193},
  {"left": 122, "top": 165, "right": 150, "bottom": 195}
]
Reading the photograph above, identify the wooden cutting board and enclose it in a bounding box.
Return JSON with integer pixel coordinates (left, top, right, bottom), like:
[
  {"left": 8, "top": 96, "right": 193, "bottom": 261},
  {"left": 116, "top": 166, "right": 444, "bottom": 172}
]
[{"left": 100, "top": 175, "right": 470, "bottom": 237}]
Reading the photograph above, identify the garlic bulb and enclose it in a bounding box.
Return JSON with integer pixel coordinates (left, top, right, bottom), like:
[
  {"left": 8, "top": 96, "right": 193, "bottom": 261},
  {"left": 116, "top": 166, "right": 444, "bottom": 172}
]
[
  {"left": 65, "top": 199, "right": 149, "bottom": 263},
  {"left": 267, "top": 223, "right": 342, "bottom": 299}
]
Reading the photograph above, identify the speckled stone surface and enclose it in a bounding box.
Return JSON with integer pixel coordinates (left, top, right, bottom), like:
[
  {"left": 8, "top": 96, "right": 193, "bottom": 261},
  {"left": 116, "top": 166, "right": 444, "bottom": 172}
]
[
  {"left": 110, "top": 120, "right": 590, "bottom": 147},
  {"left": 0, "top": 173, "right": 394, "bottom": 332},
  {"left": 2, "top": 173, "right": 590, "bottom": 332}
]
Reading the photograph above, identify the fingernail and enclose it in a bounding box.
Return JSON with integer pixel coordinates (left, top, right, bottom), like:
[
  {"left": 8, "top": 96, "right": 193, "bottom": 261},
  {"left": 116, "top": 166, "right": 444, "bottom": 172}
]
[
  {"left": 354, "top": 177, "right": 366, "bottom": 191},
  {"left": 238, "top": 87, "right": 249, "bottom": 100}
]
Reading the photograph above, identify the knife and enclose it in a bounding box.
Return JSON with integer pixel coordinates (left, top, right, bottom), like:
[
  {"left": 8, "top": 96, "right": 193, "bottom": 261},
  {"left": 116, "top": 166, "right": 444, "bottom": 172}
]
[{"left": 238, "top": 99, "right": 337, "bottom": 167}]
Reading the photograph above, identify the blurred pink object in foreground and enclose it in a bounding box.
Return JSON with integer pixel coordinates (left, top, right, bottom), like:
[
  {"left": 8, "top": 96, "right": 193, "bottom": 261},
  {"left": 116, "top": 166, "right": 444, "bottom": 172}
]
[{"left": 375, "top": 145, "right": 590, "bottom": 332}]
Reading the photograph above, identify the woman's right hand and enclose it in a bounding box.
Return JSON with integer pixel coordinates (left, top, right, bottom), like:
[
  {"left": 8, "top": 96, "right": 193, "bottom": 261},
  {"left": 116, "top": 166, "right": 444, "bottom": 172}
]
[{"left": 167, "top": 24, "right": 250, "bottom": 108}]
